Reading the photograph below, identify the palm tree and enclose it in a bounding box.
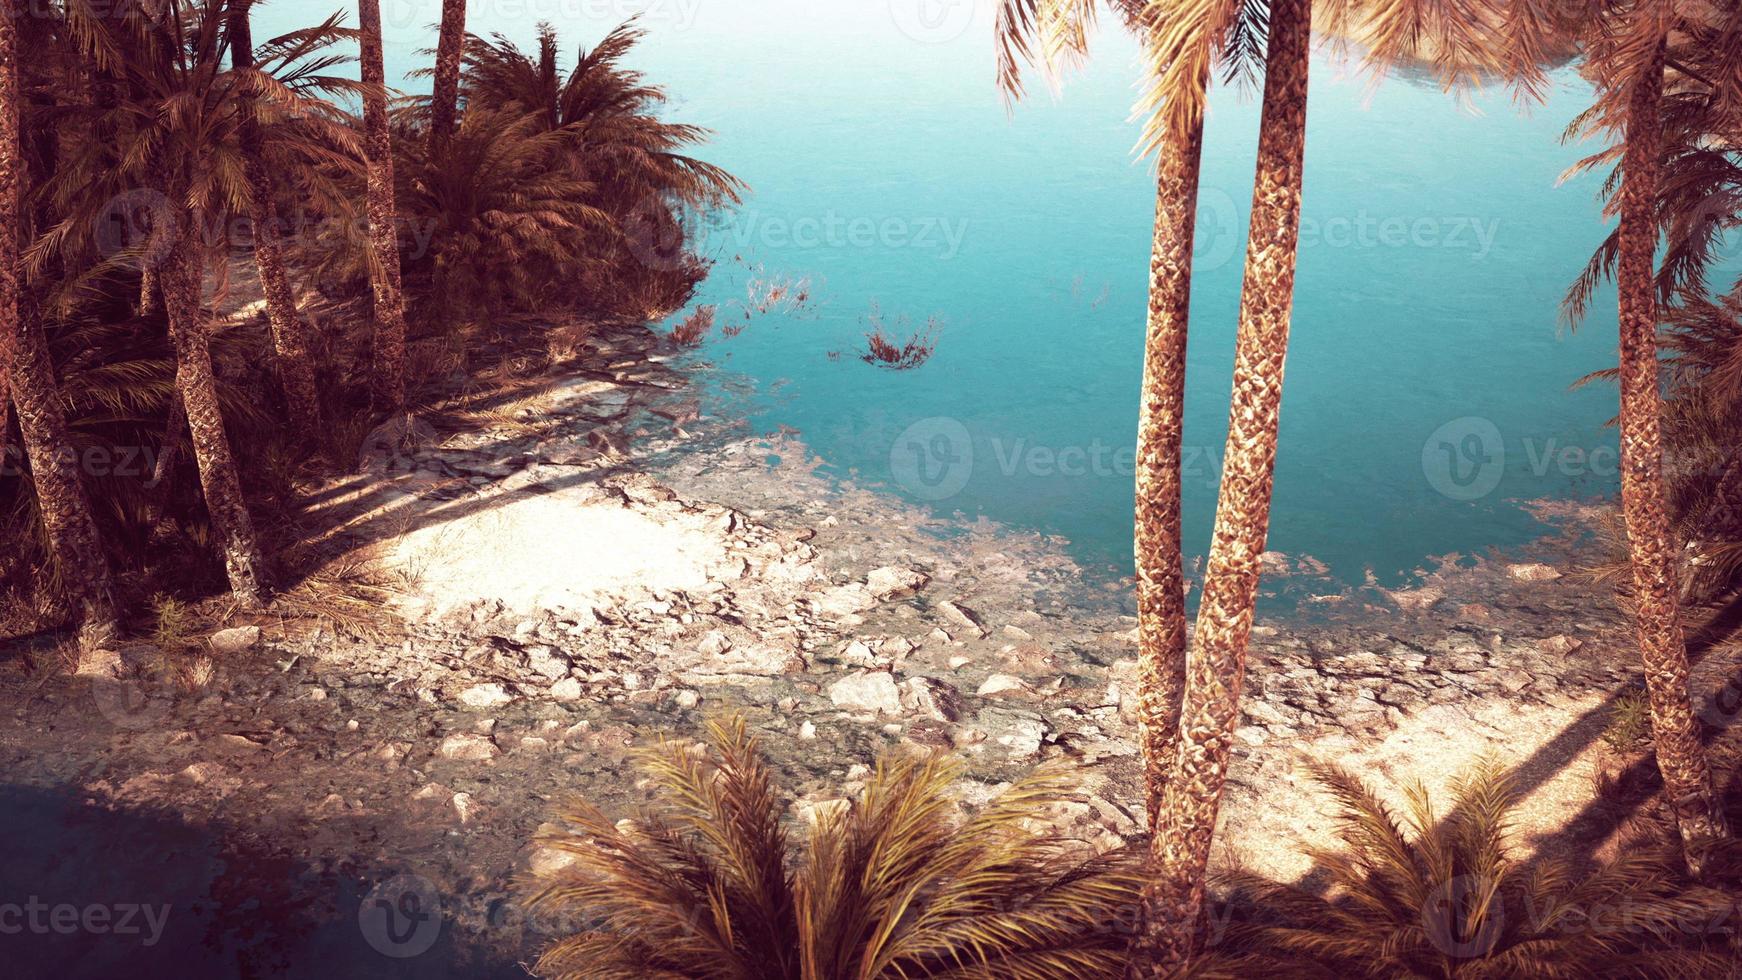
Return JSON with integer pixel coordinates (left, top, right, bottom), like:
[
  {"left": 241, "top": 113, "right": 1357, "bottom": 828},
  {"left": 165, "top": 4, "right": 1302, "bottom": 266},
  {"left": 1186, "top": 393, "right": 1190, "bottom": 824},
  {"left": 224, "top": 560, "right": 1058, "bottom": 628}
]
[
  {"left": 527, "top": 715, "right": 1148, "bottom": 979},
  {"left": 1138, "top": 0, "right": 1313, "bottom": 965},
  {"left": 991, "top": 2, "right": 1209, "bottom": 965},
  {"left": 428, "top": 0, "right": 466, "bottom": 155},
  {"left": 4, "top": 2, "right": 123, "bottom": 647},
  {"left": 38, "top": 1, "right": 356, "bottom": 604},
  {"left": 357, "top": 0, "right": 409, "bottom": 410},
  {"left": 1554, "top": 1, "right": 1738, "bottom": 872},
  {"left": 1211, "top": 760, "right": 1731, "bottom": 976},
  {"left": 1605, "top": 21, "right": 1731, "bottom": 865},
  {"left": 229, "top": 0, "right": 323, "bottom": 440},
  {"left": 459, "top": 20, "right": 743, "bottom": 211},
  {"left": 0, "top": 0, "right": 18, "bottom": 495}
]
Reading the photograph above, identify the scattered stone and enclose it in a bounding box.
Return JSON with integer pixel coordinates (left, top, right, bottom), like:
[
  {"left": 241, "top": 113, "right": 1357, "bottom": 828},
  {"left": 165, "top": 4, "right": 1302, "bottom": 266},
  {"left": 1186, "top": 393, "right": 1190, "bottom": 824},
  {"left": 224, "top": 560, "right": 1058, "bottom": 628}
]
[
  {"left": 452, "top": 792, "right": 482, "bottom": 824},
  {"left": 1538, "top": 634, "right": 1584, "bottom": 657},
  {"left": 549, "top": 677, "right": 584, "bottom": 701},
  {"left": 827, "top": 671, "right": 904, "bottom": 715},
  {"left": 211, "top": 733, "right": 265, "bottom": 755},
  {"left": 976, "top": 674, "right": 1029, "bottom": 697},
  {"left": 937, "top": 601, "right": 988, "bottom": 637},
  {"left": 1001, "top": 624, "right": 1034, "bottom": 641},
  {"left": 529, "top": 841, "right": 577, "bottom": 877},
  {"left": 901, "top": 676, "right": 963, "bottom": 722},
  {"left": 459, "top": 683, "right": 516, "bottom": 709},
  {"left": 209, "top": 626, "right": 262, "bottom": 655},
  {"left": 1508, "top": 563, "right": 1563, "bottom": 582},
  {"left": 437, "top": 733, "right": 500, "bottom": 761},
  {"left": 866, "top": 566, "right": 929, "bottom": 600},
  {"left": 525, "top": 646, "right": 572, "bottom": 681},
  {"left": 979, "top": 708, "right": 1047, "bottom": 759},
  {"left": 798, "top": 720, "right": 818, "bottom": 740},
  {"left": 816, "top": 584, "right": 878, "bottom": 618},
  {"left": 74, "top": 648, "right": 124, "bottom": 679},
  {"left": 1385, "top": 586, "right": 1445, "bottom": 611}
]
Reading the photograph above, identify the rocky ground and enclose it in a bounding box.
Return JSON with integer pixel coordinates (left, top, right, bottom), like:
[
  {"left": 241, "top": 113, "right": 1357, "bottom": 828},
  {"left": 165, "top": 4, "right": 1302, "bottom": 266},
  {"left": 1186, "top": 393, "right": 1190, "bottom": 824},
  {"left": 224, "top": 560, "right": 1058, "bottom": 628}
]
[{"left": 0, "top": 322, "right": 1727, "bottom": 977}]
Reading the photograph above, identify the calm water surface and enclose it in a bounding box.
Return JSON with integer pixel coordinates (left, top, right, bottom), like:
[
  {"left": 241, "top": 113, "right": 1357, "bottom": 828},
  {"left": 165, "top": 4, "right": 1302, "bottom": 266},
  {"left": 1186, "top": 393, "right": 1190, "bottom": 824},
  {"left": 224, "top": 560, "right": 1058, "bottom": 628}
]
[{"left": 275, "top": 0, "right": 1685, "bottom": 587}]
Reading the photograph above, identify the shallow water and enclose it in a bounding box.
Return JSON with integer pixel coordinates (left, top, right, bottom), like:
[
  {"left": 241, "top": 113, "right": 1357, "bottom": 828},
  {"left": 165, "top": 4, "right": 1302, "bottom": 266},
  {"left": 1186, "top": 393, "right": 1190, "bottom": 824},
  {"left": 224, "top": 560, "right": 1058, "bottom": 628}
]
[{"left": 275, "top": 0, "right": 1735, "bottom": 587}]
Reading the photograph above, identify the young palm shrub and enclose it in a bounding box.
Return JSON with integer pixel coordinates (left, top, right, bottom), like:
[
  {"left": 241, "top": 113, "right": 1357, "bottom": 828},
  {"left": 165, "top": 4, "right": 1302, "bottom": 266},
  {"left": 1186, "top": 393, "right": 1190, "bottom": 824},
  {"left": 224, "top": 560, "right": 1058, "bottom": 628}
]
[
  {"left": 1210, "top": 760, "right": 1731, "bottom": 977},
  {"left": 396, "top": 109, "right": 614, "bottom": 329},
  {"left": 526, "top": 715, "right": 1146, "bottom": 980}
]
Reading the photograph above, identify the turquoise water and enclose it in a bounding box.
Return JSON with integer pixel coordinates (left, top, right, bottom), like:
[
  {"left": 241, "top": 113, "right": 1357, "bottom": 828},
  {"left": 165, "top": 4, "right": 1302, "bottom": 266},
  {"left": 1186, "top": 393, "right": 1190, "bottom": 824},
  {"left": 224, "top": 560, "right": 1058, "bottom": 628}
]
[{"left": 273, "top": 1, "right": 1666, "bottom": 586}]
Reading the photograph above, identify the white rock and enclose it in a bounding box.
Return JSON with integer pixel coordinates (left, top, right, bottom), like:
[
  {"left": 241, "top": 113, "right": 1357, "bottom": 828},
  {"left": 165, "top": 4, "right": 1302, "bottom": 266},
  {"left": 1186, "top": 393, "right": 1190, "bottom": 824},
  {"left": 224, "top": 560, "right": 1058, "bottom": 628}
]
[
  {"left": 816, "top": 584, "right": 878, "bottom": 617},
  {"left": 672, "top": 689, "right": 701, "bottom": 709},
  {"left": 437, "top": 733, "right": 500, "bottom": 761},
  {"left": 866, "top": 566, "right": 929, "bottom": 600},
  {"left": 549, "top": 677, "right": 584, "bottom": 701},
  {"left": 1508, "top": 562, "right": 1563, "bottom": 582},
  {"left": 1384, "top": 586, "right": 1445, "bottom": 611},
  {"left": 75, "top": 648, "right": 125, "bottom": 679},
  {"left": 529, "top": 845, "right": 577, "bottom": 877},
  {"left": 209, "top": 626, "right": 261, "bottom": 655},
  {"left": 902, "top": 676, "right": 963, "bottom": 722},
  {"left": 525, "top": 646, "right": 572, "bottom": 681},
  {"left": 827, "top": 671, "right": 904, "bottom": 715},
  {"left": 453, "top": 792, "right": 482, "bottom": 824},
  {"left": 697, "top": 630, "right": 733, "bottom": 655},
  {"left": 937, "top": 601, "right": 988, "bottom": 636},
  {"left": 976, "top": 674, "right": 1030, "bottom": 697},
  {"left": 1538, "top": 634, "right": 1583, "bottom": 657},
  {"left": 798, "top": 720, "right": 818, "bottom": 740},
  {"left": 459, "top": 683, "right": 516, "bottom": 709}
]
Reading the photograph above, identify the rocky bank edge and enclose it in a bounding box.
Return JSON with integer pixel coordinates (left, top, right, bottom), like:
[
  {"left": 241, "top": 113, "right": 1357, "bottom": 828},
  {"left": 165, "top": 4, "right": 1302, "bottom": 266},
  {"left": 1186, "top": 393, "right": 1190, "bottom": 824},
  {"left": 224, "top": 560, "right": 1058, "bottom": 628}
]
[{"left": 1, "top": 322, "right": 1707, "bottom": 974}]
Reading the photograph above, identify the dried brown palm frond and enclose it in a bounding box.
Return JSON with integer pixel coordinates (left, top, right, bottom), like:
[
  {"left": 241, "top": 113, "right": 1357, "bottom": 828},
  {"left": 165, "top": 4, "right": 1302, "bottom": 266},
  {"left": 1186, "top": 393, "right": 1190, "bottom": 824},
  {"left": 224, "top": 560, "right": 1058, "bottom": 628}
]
[
  {"left": 526, "top": 715, "right": 1146, "bottom": 980},
  {"left": 1207, "top": 759, "right": 1732, "bottom": 978}
]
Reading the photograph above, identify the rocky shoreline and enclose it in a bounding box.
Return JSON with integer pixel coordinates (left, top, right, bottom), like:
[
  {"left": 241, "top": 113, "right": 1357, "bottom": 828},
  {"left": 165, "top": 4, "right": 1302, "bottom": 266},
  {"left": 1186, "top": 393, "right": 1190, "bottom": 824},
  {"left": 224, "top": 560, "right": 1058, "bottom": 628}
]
[{"left": 0, "top": 322, "right": 1687, "bottom": 975}]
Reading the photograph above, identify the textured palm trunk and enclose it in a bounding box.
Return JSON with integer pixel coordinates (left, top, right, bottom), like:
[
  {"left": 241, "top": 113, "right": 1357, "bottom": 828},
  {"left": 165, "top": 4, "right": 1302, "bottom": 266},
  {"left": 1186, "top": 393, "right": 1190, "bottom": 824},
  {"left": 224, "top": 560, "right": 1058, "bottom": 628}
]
[
  {"left": 10, "top": 308, "right": 121, "bottom": 647},
  {"left": 160, "top": 230, "right": 266, "bottom": 605},
  {"left": 0, "top": 0, "right": 16, "bottom": 479},
  {"left": 230, "top": 2, "right": 323, "bottom": 439},
  {"left": 1615, "top": 39, "right": 1730, "bottom": 869},
  {"left": 1137, "top": 0, "right": 1311, "bottom": 968},
  {"left": 359, "top": 0, "right": 409, "bottom": 409},
  {"left": 1123, "top": 63, "right": 1208, "bottom": 979},
  {"left": 430, "top": 0, "right": 467, "bottom": 156},
  {"left": 4, "top": 4, "right": 119, "bottom": 649}
]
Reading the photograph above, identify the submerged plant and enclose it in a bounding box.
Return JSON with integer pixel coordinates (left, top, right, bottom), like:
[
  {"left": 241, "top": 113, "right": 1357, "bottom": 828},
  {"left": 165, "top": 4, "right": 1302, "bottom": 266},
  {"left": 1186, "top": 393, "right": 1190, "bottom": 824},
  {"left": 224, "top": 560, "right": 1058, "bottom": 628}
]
[
  {"left": 1210, "top": 759, "right": 1730, "bottom": 978},
  {"left": 526, "top": 715, "right": 1145, "bottom": 979},
  {"left": 858, "top": 305, "right": 941, "bottom": 371}
]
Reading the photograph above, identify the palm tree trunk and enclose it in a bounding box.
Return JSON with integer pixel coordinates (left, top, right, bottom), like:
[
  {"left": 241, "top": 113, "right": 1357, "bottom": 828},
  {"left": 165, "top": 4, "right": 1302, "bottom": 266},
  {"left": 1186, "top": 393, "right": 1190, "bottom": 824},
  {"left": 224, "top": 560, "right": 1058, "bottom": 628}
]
[
  {"left": 1615, "top": 37, "right": 1730, "bottom": 869},
  {"left": 229, "top": 1, "right": 323, "bottom": 440},
  {"left": 3, "top": 1, "right": 119, "bottom": 649},
  {"left": 1138, "top": 0, "right": 1311, "bottom": 966},
  {"left": 0, "top": 0, "right": 17, "bottom": 482},
  {"left": 1124, "top": 62, "right": 1208, "bottom": 978},
  {"left": 359, "top": 0, "right": 409, "bottom": 410},
  {"left": 10, "top": 306, "right": 121, "bottom": 648},
  {"left": 429, "top": 0, "right": 467, "bottom": 156},
  {"left": 159, "top": 228, "right": 267, "bottom": 605}
]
